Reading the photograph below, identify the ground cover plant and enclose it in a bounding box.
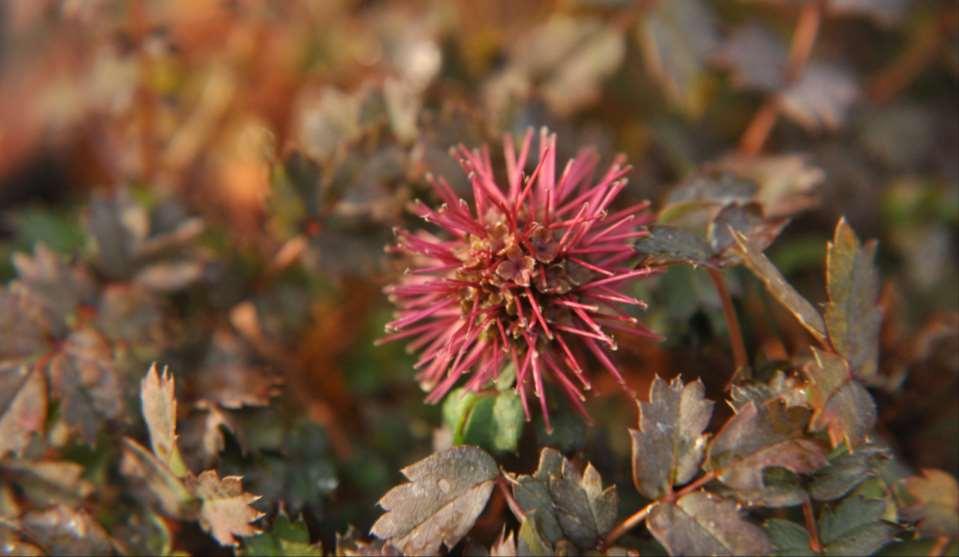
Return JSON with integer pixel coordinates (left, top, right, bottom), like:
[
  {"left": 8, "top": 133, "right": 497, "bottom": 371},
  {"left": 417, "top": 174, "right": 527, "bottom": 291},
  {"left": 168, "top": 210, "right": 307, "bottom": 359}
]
[{"left": 0, "top": 1, "right": 957, "bottom": 555}]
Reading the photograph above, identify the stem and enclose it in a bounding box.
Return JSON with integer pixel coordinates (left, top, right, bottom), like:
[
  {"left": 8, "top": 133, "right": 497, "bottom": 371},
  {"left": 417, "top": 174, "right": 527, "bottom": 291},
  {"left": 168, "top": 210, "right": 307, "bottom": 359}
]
[
  {"left": 600, "top": 471, "right": 719, "bottom": 549},
  {"left": 802, "top": 497, "right": 823, "bottom": 554},
  {"left": 707, "top": 268, "right": 749, "bottom": 382},
  {"left": 600, "top": 502, "right": 655, "bottom": 549},
  {"left": 497, "top": 476, "right": 525, "bottom": 523},
  {"left": 738, "top": 0, "right": 823, "bottom": 156},
  {"left": 868, "top": 15, "right": 947, "bottom": 104}
]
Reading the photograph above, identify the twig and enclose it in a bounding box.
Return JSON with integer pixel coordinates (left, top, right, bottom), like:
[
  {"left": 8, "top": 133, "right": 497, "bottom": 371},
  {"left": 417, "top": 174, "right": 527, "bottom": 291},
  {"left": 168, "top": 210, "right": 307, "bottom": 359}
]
[
  {"left": 802, "top": 497, "right": 823, "bottom": 554},
  {"left": 668, "top": 470, "right": 718, "bottom": 502},
  {"left": 738, "top": 0, "right": 824, "bottom": 156},
  {"left": 868, "top": 14, "right": 950, "bottom": 104},
  {"left": 707, "top": 267, "right": 749, "bottom": 382}
]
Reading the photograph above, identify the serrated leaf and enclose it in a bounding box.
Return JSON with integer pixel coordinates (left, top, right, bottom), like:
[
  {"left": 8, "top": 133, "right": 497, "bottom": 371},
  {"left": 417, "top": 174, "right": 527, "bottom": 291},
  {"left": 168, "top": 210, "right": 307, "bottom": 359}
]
[
  {"left": 825, "top": 218, "right": 882, "bottom": 382},
  {"left": 141, "top": 363, "right": 188, "bottom": 477},
  {"left": 635, "top": 225, "right": 713, "bottom": 267},
  {"left": 781, "top": 63, "right": 860, "bottom": 131},
  {"left": 371, "top": 446, "right": 498, "bottom": 555},
  {"left": 638, "top": 0, "right": 718, "bottom": 116},
  {"left": 239, "top": 512, "right": 323, "bottom": 556},
  {"left": 46, "top": 329, "right": 125, "bottom": 444},
  {"left": 764, "top": 518, "right": 815, "bottom": 556},
  {"left": 647, "top": 490, "right": 773, "bottom": 556},
  {"left": 630, "top": 375, "right": 713, "bottom": 499},
  {"left": 732, "top": 230, "right": 828, "bottom": 343},
  {"left": 805, "top": 348, "right": 877, "bottom": 448},
  {"left": 20, "top": 505, "right": 114, "bottom": 556},
  {"left": 819, "top": 495, "right": 897, "bottom": 555},
  {"left": 809, "top": 443, "right": 892, "bottom": 501},
  {"left": 189, "top": 469, "right": 264, "bottom": 547},
  {"left": 512, "top": 448, "right": 617, "bottom": 549},
  {"left": 0, "top": 362, "right": 46, "bottom": 458},
  {"left": 707, "top": 400, "right": 826, "bottom": 507},
  {"left": 899, "top": 469, "right": 959, "bottom": 537}
]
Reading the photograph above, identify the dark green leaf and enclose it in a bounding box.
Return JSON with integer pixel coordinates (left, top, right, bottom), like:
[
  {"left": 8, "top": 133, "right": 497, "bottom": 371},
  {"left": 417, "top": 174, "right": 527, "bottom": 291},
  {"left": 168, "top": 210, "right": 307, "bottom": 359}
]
[
  {"left": 370, "top": 446, "right": 498, "bottom": 555},
  {"left": 764, "top": 518, "right": 815, "bottom": 556},
  {"left": 810, "top": 444, "right": 892, "bottom": 501},
  {"left": 630, "top": 375, "right": 713, "bottom": 499},
  {"left": 819, "top": 495, "right": 897, "bottom": 555},
  {"left": 239, "top": 512, "right": 323, "bottom": 556}
]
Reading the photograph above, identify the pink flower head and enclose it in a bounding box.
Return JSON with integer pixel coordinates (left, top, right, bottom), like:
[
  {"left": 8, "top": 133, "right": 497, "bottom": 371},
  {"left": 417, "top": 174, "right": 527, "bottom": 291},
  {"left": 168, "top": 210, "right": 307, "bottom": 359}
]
[{"left": 380, "top": 128, "right": 659, "bottom": 430}]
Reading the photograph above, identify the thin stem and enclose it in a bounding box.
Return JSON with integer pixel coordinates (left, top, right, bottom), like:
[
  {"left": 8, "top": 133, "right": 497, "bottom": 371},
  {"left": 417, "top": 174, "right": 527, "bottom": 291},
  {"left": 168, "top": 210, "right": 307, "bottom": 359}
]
[
  {"left": 707, "top": 268, "right": 749, "bottom": 382},
  {"left": 802, "top": 497, "right": 823, "bottom": 554},
  {"left": 669, "top": 470, "right": 718, "bottom": 502},
  {"left": 868, "top": 13, "right": 951, "bottom": 104},
  {"left": 497, "top": 476, "right": 525, "bottom": 523},
  {"left": 929, "top": 536, "right": 950, "bottom": 557},
  {"left": 738, "top": 0, "right": 823, "bottom": 156},
  {"left": 600, "top": 501, "right": 655, "bottom": 549}
]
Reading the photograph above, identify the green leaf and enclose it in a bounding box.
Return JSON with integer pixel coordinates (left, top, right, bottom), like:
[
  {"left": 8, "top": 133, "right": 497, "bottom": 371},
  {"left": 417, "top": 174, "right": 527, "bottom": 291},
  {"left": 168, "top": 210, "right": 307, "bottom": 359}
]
[
  {"left": 0, "top": 362, "right": 46, "bottom": 458},
  {"left": 899, "top": 469, "right": 959, "bottom": 537},
  {"left": 809, "top": 443, "right": 892, "bottom": 502},
  {"left": 707, "top": 399, "right": 827, "bottom": 508},
  {"left": 239, "top": 512, "right": 323, "bottom": 556},
  {"left": 518, "top": 513, "right": 553, "bottom": 556},
  {"left": 824, "top": 218, "right": 882, "bottom": 382},
  {"left": 732, "top": 230, "right": 828, "bottom": 343},
  {"left": 764, "top": 518, "right": 816, "bottom": 556},
  {"left": 819, "top": 495, "right": 897, "bottom": 555},
  {"left": 630, "top": 375, "right": 713, "bottom": 499},
  {"left": 443, "top": 388, "right": 525, "bottom": 453},
  {"left": 805, "top": 348, "right": 877, "bottom": 448},
  {"left": 511, "top": 448, "right": 618, "bottom": 549},
  {"left": 370, "top": 446, "right": 499, "bottom": 555},
  {"left": 637, "top": 0, "right": 718, "bottom": 116},
  {"left": 647, "top": 490, "right": 773, "bottom": 556}
]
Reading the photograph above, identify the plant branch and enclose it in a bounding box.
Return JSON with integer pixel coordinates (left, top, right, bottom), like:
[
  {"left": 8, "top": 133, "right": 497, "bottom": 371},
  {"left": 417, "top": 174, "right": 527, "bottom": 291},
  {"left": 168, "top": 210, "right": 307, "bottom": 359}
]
[
  {"left": 707, "top": 267, "right": 749, "bottom": 381},
  {"left": 802, "top": 497, "right": 823, "bottom": 554},
  {"left": 738, "top": 0, "right": 824, "bottom": 156},
  {"left": 929, "top": 536, "right": 950, "bottom": 557},
  {"left": 497, "top": 475, "right": 525, "bottom": 523}
]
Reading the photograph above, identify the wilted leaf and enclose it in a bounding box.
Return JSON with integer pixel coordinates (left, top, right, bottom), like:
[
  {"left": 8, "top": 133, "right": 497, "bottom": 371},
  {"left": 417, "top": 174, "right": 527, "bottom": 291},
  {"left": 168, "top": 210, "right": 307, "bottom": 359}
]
[
  {"left": 46, "top": 329, "right": 125, "bottom": 444},
  {"left": 239, "top": 512, "right": 323, "bottom": 556},
  {"left": 371, "top": 446, "right": 498, "bottom": 555},
  {"left": 781, "top": 63, "right": 860, "bottom": 131},
  {"left": 0, "top": 362, "right": 46, "bottom": 457},
  {"left": 713, "top": 24, "right": 788, "bottom": 92},
  {"left": 512, "top": 447, "right": 617, "bottom": 549},
  {"left": 635, "top": 225, "right": 713, "bottom": 267},
  {"left": 141, "top": 363, "right": 188, "bottom": 476},
  {"left": 805, "top": 348, "right": 877, "bottom": 448},
  {"left": 647, "top": 490, "right": 773, "bottom": 556},
  {"left": 899, "top": 469, "right": 959, "bottom": 537},
  {"left": 189, "top": 469, "right": 264, "bottom": 547},
  {"left": 732, "top": 230, "right": 828, "bottom": 343},
  {"left": 825, "top": 218, "right": 882, "bottom": 381},
  {"left": 809, "top": 443, "right": 892, "bottom": 501},
  {"left": 638, "top": 0, "right": 719, "bottom": 115},
  {"left": 20, "top": 506, "right": 113, "bottom": 556},
  {"left": 707, "top": 399, "right": 827, "bottom": 507},
  {"left": 630, "top": 375, "right": 713, "bottom": 499},
  {"left": 818, "top": 495, "right": 897, "bottom": 555},
  {"left": 0, "top": 460, "right": 93, "bottom": 508}
]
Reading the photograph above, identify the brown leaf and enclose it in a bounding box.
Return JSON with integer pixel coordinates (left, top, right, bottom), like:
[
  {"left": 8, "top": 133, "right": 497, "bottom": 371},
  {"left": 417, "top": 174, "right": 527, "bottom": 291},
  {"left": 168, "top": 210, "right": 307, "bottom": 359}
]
[
  {"left": 732, "top": 230, "right": 828, "bottom": 343},
  {"left": 189, "top": 469, "right": 264, "bottom": 547},
  {"left": 196, "top": 331, "right": 283, "bottom": 409},
  {"left": 10, "top": 244, "right": 94, "bottom": 337},
  {"left": 647, "top": 490, "right": 773, "bottom": 556},
  {"left": 0, "top": 362, "right": 46, "bottom": 457},
  {"left": 141, "top": 363, "right": 188, "bottom": 476},
  {"left": 900, "top": 469, "right": 959, "bottom": 537},
  {"left": 630, "top": 375, "right": 714, "bottom": 500},
  {"left": 371, "top": 446, "right": 498, "bottom": 556},
  {"left": 0, "top": 291, "right": 47, "bottom": 361},
  {"left": 46, "top": 329, "right": 125, "bottom": 444},
  {"left": 825, "top": 218, "right": 883, "bottom": 382},
  {"left": 21, "top": 505, "right": 113, "bottom": 556},
  {"left": 805, "top": 348, "right": 877, "bottom": 448}
]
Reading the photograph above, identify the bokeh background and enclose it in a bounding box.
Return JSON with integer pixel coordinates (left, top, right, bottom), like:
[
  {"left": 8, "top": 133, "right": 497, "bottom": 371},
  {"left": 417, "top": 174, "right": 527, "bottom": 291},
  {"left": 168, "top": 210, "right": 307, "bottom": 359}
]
[{"left": 0, "top": 0, "right": 956, "bottom": 553}]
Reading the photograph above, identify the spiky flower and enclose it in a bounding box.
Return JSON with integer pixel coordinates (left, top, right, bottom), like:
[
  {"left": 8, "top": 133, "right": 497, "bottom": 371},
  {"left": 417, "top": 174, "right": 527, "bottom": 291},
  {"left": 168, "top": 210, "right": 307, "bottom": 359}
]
[{"left": 381, "top": 129, "right": 659, "bottom": 429}]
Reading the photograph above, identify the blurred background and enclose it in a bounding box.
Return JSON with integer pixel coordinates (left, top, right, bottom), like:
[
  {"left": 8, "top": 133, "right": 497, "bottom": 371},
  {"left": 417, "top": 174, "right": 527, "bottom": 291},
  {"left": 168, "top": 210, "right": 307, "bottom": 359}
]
[{"left": 0, "top": 0, "right": 956, "bottom": 553}]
